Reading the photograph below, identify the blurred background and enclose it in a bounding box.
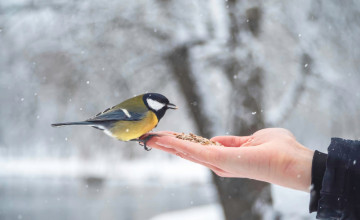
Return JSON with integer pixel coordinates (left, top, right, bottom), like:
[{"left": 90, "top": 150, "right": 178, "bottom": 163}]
[{"left": 1, "top": 0, "right": 360, "bottom": 219}]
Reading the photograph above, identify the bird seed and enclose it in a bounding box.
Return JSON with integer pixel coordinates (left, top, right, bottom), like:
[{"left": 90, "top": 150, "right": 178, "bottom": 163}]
[{"left": 174, "top": 133, "right": 223, "bottom": 146}]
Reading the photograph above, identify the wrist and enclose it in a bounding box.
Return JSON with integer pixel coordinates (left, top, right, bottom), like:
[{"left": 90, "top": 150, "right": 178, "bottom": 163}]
[
  {"left": 297, "top": 146, "right": 315, "bottom": 192},
  {"left": 282, "top": 144, "right": 314, "bottom": 192}
]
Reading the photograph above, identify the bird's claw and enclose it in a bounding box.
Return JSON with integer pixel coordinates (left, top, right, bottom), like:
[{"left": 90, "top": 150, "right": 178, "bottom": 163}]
[{"left": 137, "top": 134, "right": 159, "bottom": 151}]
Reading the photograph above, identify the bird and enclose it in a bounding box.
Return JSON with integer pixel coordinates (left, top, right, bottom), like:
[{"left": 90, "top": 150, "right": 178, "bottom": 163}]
[{"left": 51, "top": 93, "right": 177, "bottom": 150}]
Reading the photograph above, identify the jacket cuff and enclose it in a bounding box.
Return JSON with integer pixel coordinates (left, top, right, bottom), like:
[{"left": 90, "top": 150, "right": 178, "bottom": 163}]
[{"left": 309, "top": 150, "right": 328, "bottom": 213}]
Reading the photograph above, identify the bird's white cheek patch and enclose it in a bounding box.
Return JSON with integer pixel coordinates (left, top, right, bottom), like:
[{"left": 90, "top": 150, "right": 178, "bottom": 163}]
[{"left": 147, "top": 98, "right": 165, "bottom": 111}]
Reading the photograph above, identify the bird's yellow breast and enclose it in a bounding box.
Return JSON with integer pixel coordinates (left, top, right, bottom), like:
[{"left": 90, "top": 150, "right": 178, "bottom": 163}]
[{"left": 109, "top": 111, "right": 158, "bottom": 141}]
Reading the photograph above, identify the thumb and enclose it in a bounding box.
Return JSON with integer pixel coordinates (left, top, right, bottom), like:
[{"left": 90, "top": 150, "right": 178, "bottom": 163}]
[{"left": 211, "top": 136, "right": 252, "bottom": 147}]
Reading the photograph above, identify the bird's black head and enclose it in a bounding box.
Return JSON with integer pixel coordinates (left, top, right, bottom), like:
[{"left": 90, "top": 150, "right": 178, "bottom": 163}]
[{"left": 143, "top": 93, "right": 177, "bottom": 121}]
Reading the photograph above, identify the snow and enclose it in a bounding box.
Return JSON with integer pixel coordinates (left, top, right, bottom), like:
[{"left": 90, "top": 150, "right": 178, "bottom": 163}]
[
  {"left": 0, "top": 157, "right": 317, "bottom": 219},
  {"left": 149, "top": 184, "right": 317, "bottom": 220},
  {"left": 0, "top": 156, "right": 316, "bottom": 219},
  {"left": 272, "top": 185, "right": 316, "bottom": 220},
  {"left": 150, "top": 203, "right": 224, "bottom": 220},
  {"left": 1, "top": 0, "right": 360, "bottom": 219},
  {"left": 0, "top": 158, "right": 211, "bottom": 184}
]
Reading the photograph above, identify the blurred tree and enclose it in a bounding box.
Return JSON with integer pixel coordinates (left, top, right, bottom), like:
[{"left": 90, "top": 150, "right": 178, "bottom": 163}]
[
  {"left": 167, "top": 45, "right": 272, "bottom": 219},
  {"left": 163, "top": 1, "right": 274, "bottom": 219}
]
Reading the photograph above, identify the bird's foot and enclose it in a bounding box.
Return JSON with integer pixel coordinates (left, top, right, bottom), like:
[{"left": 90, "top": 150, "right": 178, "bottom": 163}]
[{"left": 133, "top": 134, "right": 159, "bottom": 151}]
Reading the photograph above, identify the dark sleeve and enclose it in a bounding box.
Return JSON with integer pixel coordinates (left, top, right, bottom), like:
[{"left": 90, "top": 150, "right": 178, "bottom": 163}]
[
  {"left": 310, "top": 138, "right": 360, "bottom": 220},
  {"left": 309, "top": 150, "right": 328, "bottom": 213}
]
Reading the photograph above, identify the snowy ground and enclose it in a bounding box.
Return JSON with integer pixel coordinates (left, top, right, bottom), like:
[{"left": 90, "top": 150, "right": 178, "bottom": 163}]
[
  {"left": 0, "top": 158, "right": 316, "bottom": 220},
  {"left": 272, "top": 185, "right": 317, "bottom": 220},
  {"left": 0, "top": 158, "right": 210, "bottom": 184},
  {"left": 149, "top": 186, "right": 316, "bottom": 220},
  {"left": 150, "top": 203, "right": 224, "bottom": 220},
  {"left": 150, "top": 186, "right": 316, "bottom": 220}
]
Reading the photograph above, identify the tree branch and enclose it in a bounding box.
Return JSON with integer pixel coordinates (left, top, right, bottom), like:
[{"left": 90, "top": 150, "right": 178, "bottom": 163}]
[{"left": 266, "top": 53, "right": 312, "bottom": 125}]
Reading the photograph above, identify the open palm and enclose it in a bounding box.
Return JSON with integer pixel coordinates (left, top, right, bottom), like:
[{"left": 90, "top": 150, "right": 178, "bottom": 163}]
[{"left": 147, "top": 128, "right": 314, "bottom": 192}]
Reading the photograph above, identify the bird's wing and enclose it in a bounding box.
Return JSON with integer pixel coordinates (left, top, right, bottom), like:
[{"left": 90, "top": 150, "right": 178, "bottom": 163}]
[
  {"left": 88, "top": 95, "right": 147, "bottom": 122},
  {"left": 87, "top": 108, "right": 146, "bottom": 122}
]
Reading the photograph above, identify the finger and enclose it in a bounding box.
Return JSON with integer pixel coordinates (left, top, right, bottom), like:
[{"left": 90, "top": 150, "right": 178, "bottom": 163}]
[
  {"left": 210, "top": 136, "right": 252, "bottom": 147},
  {"left": 176, "top": 152, "right": 233, "bottom": 177},
  {"left": 151, "top": 142, "right": 178, "bottom": 154},
  {"left": 212, "top": 170, "right": 234, "bottom": 178},
  {"left": 145, "top": 135, "right": 173, "bottom": 150},
  {"left": 148, "top": 136, "right": 253, "bottom": 179},
  {"left": 147, "top": 136, "right": 194, "bottom": 157},
  {"left": 151, "top": 135, "right": 223, "bottom": 164},
  {"left": 155, "top": 131, "right": 179, "bottom": 135},
  {"left": 149, "top": 138, "right": 231, "bottom": 176},
  {"left": 146, "top": 131, "right": 179, "bottom": 137},
  {"left": 239, "top": 137, "right": 257, "bottom": 147}
]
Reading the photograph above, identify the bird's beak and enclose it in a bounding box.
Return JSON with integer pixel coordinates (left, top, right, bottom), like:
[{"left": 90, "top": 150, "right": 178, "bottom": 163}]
[{"left": 167, "top": 103, "right": 178, "bottom": 110}]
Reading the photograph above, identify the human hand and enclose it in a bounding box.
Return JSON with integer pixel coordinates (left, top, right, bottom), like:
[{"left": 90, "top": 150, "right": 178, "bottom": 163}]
[{"left": 147, "top": 128, "right": 314, "bottom": 192}]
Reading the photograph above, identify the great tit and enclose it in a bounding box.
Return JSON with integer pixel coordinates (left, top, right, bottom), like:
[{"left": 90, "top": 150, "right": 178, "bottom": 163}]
[{"left": 51, "top": 93, "right": 177, "bottom": 150}]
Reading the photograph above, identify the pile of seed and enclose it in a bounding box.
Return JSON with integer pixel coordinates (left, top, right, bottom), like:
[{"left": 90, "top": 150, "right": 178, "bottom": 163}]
[{"left": 175, "top": 133, "right": 223, "bottom": 146}]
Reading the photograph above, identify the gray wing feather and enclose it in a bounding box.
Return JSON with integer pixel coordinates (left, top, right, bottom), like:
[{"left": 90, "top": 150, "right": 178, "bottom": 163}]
[{"left": 87, "top": 109, "right": 145, "bottom": 122}]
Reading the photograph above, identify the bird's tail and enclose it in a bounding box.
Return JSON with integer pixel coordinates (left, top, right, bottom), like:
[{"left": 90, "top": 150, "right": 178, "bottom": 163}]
[{"left": 51, "top": 121, "right": 94, "bottom": 127}]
